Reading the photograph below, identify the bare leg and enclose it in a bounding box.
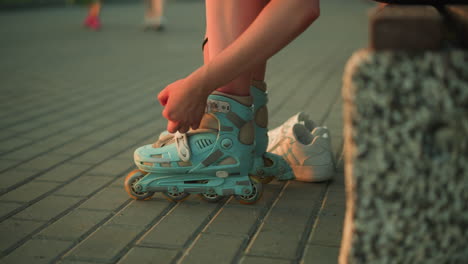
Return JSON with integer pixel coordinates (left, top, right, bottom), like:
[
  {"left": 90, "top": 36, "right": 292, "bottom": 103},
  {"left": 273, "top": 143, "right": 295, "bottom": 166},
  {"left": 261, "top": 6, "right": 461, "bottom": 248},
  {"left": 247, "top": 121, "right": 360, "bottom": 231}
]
[
  {"left": 89, "top": 1, "right": 101, "bottom": 17},
  {"left": 205, "top": 0, "right": 267, "bottom": 96},
  {"left": 153, "top": 0, "right": 165, "bottom": 19}
]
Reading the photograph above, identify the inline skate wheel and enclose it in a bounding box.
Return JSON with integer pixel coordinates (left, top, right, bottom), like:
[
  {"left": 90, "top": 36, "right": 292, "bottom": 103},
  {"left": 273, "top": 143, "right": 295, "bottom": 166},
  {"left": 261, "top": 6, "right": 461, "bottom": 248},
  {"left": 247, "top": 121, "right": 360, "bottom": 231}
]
[
  {"left": 125, "top": 169, "right": 155, "bottom": 200},
  {"left": 198, "top": 192, "right": 224, "bottom": 203},
  {"left": 251, "top": 175, "right": 273, "bottom": 184},
  {"left": 235, "top": 178, "right": 263, "bottom": 205},
  {"left": 162, "top": 188, "right": 190, "bottom": 202}
]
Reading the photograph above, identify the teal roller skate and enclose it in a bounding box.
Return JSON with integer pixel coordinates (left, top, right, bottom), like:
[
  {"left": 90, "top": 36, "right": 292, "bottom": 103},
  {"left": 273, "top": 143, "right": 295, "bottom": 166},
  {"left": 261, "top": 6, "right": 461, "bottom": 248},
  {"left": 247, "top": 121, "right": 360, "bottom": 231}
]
[
  {"left": 249, "top": 80, "right": 294, "bottom": 184},
  {"left": 125, "top": 92, "right": 263, "bottom": 204}
]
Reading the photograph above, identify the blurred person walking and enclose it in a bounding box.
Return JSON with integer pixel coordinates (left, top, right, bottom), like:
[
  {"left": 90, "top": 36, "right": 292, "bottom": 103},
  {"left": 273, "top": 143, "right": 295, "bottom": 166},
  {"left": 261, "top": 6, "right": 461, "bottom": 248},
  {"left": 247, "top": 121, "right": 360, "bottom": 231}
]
[
  {"left": 83, "top": 0, "right": 102, "bottom": 31},
  {"left": 144, "top": 0, "right": 166, "bottom": 31}
]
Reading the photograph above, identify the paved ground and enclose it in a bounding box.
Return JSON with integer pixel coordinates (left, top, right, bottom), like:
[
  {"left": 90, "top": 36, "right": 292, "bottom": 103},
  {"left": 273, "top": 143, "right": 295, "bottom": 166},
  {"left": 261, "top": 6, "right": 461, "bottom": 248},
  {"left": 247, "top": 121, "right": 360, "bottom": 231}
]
[{"left": 0, "top": 1, "right": 373, "bottom": 263}]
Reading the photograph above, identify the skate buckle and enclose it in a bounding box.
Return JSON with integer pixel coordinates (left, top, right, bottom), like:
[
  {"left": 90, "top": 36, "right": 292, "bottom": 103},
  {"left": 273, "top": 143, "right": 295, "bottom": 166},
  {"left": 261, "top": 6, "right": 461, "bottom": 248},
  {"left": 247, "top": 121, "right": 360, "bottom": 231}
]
[
  {"left": 206, "top": 99, "right": 230, "bottom": 113},
  {"left": 175, "top": 132, "right": 191, "bottom": 162},
  {"left": 216, "top": 171, "right": 229, "bottom": 178}
]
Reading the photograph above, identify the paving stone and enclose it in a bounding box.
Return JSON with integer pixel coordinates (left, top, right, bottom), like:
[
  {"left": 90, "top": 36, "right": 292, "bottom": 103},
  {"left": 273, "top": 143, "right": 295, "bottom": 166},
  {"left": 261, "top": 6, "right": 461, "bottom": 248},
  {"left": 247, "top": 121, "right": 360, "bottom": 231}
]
[
  {"left": 65, "top": 225, "right": 141, "bottom": 262},
  {"left": 58, "top": 260, "right": 98, "bottom": 264},
  {"left": 16, "top": 153, "right": 72, "bottom": 171},
  {"left": 110, "top": 174, "right": 126, "bottom": 188},
  {"left": 38, "top": 209, "right": 110, "bottom": 240},
  {"left": 52, "top": 140, "right": 95, "bottom": 156},
  {"left": 139, "top": 201, "right": 218, "bottom": 248},
  {"left": 87, "top": 158, "right": 133, "bottom": 176},
  {"left": 54, "top": 175, "right": 112, "bottom": 197},
  {"left": 0, "top": 201, "right": 23, "bottom": 219},
  {"left": 118, "top": 246, "right": 178, "bottom": 264},
  {"left": 0, "top": 129, "right": 18, "bottom": 141},
  {"left": 302, "top": 244, "right": 339, "bottom": 264},
  {"left": 0, "top": 180, "right": 61, "bottom": 203},
  {"left": 226, "top": 180, "right": 284, "bottom": 208},
  {"left": 1, "top": 147, "right": 46, "bottom": 161},
  {"left": 308, "top": 205, "right": 344, "bottom": 247},
  {"left": 325, "top": 183, "right": 346, "bottom": 208},
  {"left": 0, "top": 159, "right": 21, "bottom": 172},
  {"left": 70, "top": 150, "right": 115, "bottom": 165},
  {"left": 241, "top": 256, "right": 293, "bottom": 264},
  {"left": 108, "top": 200, "right": 168, "bottom": 227},
  {"left": 0, "top": 137, "right": 32, "bottom": 152},
  {"left": 1, "top": 238, "right": 73, "bottom": 264},
  {"left": 205, "top": 206, "right": 262, "bottom": 237},
  {"left": 183, "top": 233, "right": 244, "bottom": 264},
  {"left": 36, "top": 163, "right": 91, "bottom": 183},
  {"left": 78, "top": 187, "right": 129, "bottom": 211},
  {"left": 14, "top": 195, "right": 82, "bottom": 221},
  {"left": 247, "top": 182, "right": 325, "bottom": 259},
  {"left": 0, "top": 169, "right": 36, "bottom": 191},
  {"left": 8, "top": 120, "right": 46, "bottom": 134},
  {"left": 0, "top": 219, "right": 44, "bottom": 252}
]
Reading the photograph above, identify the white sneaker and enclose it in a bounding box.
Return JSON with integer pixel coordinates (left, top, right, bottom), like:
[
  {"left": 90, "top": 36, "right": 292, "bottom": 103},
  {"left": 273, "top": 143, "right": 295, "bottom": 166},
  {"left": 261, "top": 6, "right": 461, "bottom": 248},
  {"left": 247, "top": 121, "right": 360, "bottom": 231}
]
[
  {"left": 267, "top": 113, "right": 334, "bottom": 182},
  {"left": 268, "top": 112, "right": 315, "bottom": 149}
]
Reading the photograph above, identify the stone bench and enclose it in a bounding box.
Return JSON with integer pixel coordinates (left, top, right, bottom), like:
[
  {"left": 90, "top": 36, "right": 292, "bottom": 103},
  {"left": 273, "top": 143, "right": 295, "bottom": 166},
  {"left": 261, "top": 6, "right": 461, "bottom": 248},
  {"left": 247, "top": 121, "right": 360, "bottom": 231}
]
[{"left": 339, "top": 3, "right": 468, "bottom": 263}]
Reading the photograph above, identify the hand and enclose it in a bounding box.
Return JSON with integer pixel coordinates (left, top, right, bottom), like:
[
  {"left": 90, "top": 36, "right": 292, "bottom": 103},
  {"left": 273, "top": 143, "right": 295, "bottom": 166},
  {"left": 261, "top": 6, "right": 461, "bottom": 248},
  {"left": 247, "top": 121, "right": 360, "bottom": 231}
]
[{"left": 158, "top": 77, "right": 210, "bottom": 133}]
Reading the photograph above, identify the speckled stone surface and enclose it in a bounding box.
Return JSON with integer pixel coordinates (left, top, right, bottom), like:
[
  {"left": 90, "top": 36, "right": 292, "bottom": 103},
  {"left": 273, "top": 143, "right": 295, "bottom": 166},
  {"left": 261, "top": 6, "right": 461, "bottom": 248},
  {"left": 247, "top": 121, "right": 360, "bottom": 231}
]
[{"left": 340, "top": 49, "right": 468, "bottom": 263}]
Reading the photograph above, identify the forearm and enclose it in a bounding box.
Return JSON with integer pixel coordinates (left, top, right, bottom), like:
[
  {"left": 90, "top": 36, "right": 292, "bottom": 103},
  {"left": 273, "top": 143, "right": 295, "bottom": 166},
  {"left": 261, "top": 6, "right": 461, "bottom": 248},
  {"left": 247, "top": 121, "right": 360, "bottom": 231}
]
[{"left": 191, "top": 0, "right": 319, "bottom": 93}]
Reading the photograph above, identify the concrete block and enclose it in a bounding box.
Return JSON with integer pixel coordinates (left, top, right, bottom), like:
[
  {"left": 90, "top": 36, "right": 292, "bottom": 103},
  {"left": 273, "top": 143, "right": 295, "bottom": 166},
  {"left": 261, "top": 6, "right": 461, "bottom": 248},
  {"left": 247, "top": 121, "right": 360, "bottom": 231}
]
[
  {"left": 340, "top": 50, "right": 468, "bottom": 263},
  {"left": 370, "top": 5, "right": 443, "bottom": 50},
  {"left": 446, "top": 5, "right": 468, "bottom": 48}
]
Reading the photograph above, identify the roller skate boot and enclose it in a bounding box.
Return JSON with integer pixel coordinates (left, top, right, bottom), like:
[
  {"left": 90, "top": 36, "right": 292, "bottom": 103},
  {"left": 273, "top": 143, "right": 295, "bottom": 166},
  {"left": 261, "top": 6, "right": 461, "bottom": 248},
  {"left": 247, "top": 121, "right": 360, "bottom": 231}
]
[
  {"left": 125, "top": 92, "right": 263, "bottom": 204},
  {"left": 249, "top": 80, "right": 294, "bottom": 184}
]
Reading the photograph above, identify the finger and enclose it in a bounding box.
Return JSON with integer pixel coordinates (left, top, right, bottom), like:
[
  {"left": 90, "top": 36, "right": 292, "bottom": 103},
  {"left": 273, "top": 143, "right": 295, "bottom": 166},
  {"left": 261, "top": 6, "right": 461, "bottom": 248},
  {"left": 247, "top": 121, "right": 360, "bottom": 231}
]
[
  {"left": 167, "top": 120, "right": 179, "bottom": 133},
  {"left": 191, "top": 112, "right": 203, "bottom": 130},
  {"left": 162, "top": 107, "right": 171, "bottom": 120},
  {"left": 158, "top": 88, "right": 169, "bottom": 106},
  {"left": 178, "top": 124, "right": 189, "bottom": 133}
]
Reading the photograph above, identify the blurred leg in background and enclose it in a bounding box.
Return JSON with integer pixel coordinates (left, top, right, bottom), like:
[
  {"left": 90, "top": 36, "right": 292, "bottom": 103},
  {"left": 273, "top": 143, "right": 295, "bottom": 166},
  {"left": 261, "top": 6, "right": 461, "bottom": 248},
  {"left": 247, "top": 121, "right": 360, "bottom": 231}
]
[
  {"left": 144, "top": 0, "right": 166, "bottom": 31},
  {"left": 83, "top": 0, "right": 102, "bottom": 31}
]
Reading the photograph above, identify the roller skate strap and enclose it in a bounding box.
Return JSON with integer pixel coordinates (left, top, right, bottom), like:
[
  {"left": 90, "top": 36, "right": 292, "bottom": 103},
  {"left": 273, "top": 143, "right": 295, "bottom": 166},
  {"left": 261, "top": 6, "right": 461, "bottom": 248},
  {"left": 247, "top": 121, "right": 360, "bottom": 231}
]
[{"left": 175, "top": 132, "right": 191, "bottom": 162}]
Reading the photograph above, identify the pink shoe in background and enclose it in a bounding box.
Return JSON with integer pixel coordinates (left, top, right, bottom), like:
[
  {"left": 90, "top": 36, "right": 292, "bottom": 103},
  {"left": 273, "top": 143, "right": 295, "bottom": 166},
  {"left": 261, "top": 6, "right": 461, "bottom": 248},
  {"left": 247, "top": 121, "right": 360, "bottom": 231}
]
[{"left": 83, "top": 15, "right": 101, "bottom": 31}]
